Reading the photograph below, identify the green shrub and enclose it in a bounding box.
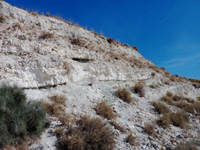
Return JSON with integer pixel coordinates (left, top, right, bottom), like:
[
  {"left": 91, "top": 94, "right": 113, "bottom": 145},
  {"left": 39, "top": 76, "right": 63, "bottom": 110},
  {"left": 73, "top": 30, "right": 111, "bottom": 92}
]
[{"left": 0, "top": 85, "right": 48, "bottom": 148}]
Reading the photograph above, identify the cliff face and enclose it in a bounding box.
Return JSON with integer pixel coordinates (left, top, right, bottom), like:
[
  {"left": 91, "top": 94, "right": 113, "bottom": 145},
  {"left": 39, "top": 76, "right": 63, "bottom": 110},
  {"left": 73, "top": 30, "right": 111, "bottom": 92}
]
[{"left": 0, "top": 1, "right": 200, "bottom": 150}]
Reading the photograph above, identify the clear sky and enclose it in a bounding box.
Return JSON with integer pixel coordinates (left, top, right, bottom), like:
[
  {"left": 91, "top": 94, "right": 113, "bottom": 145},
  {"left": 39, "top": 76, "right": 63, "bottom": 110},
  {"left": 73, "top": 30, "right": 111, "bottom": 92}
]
[{"left": 6, "top": 0, "right": 200, "bottom": 79}]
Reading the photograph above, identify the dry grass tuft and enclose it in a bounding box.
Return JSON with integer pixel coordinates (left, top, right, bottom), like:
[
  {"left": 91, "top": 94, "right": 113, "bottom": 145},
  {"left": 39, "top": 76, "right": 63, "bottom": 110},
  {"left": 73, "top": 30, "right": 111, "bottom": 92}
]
[
  {"left": 149, "top": 84, "right": 159, "bottom": 89},
  {"left": 156, "top": 113, "right": 171, "bottom": 129},
  {"left": 115, "top": 88, "right": 132, "bottom": 103},
  {"left": 110, "top": 121, "right": 125, "bottom": 132},
  {"left": 156, "top": 111, "right": 189, "bottom": 129},
  {"left": 172, "top": 141, "right": 199, "bottom": 150},
  {"left": 144, "top": 123, "right": 156, "bottom": 137},
  {"left": 94, "top": 100, "right": 117, "bottom": 120},
  {"left": 133, "top": 46, "right": 138, "bottom": 51},
  {"left": 170, "top": 111, "right": 189, "bottom": 128},
  {"left": 107, "top": 38, "right": 115, "bottom": 44},
  {"left": 125, "top": 133, "right": 137, "bottom": 146},
  {"left": 151, "top": 102, "right": 170, "bottom": 114},
  {"left": 49, "top": 95, "right": 66, "bottom": 105},
  {"left": 63, "top": 62, "right": 71, "bottom": 74},
  {"left": 175, "top": 102, "right": 195, "bottom": 114},
  {"left": 46, "top": 12, "right": 50, "bottom": 17},
  {"left": 151, "top": 72, "right": 156, "bottom": 77},
  {"left": 56, "top": 115, "right": 115, "bottom": 150},
  {"left": 39, "top": 31, "right": 54, "bottom": 39},
  {"left": 131, "top": 82, "right": 145, "bottom": 97},
  {"left": 42, "top": 95, "right": 67, "bottom": 121},
  {"left": 0, "top": 14, "right": 5, "bottom": 23},
  {"left": 71, "top": 37, "right": 81, "bottom": 46},
  {"left": 31, "top": 12, "right": 38, "bottom": 16}
]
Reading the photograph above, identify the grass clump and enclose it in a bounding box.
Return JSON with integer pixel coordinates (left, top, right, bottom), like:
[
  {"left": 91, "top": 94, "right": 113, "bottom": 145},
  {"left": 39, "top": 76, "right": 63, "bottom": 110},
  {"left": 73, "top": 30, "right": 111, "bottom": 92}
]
[
  {"left": 110, "top": 121, "right": 125, "bottom": 132},
  {"left": 175, "top": 102, "right": 195, "bottom": 114},
  {"left": 156, "top": 111, "right": 189, "bottom": 129},
  {"left": 125, "top": 133, "right": 137, "bottom": 146},
  {"left": 42, "top": 94, "right": 67, "bottom": 121},
  {"left": 156, "top": 113, "right": 171, "bottom": 129},
  {"left": 0, "top": 14, "right": 5, "bottom": 23},
  {"left": 56, "top": 115, "right": 115, "bottom": 150},
  {"left": 144, "top": 123, "right": 156, "bottom": 137},
  {"left": 39, "top": 31, "right": 54, "bottom": 39},
  {"left": 131, "top": 82, "right": 145, "bottom": 97},
  {"left": 94, "top": 100, "right": 117, "bottom": 120},
  {"left": 0, "top": 85, "right": 48, "bottom": 148},
  {"left": 115, "top": 88, "right": 132, "bottom": 103},
  {"left": 172, "top": 141, "right": 199, "bottom": 150},
  {"left": 151, "top": 102, "right": 170, "bottom": 114},
  {"left": 170, "top": 111, "right": 189, "bottom": 128},
  {"left": 107, "top": 38, "right": 115, "bottom": 44}
]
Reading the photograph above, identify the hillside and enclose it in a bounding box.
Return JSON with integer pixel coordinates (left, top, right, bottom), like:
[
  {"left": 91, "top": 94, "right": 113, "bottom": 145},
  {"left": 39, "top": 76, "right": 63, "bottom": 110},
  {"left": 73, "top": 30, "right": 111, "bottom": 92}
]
[{"left": 0, "top": 1, "right": 200, "bottom": 150}]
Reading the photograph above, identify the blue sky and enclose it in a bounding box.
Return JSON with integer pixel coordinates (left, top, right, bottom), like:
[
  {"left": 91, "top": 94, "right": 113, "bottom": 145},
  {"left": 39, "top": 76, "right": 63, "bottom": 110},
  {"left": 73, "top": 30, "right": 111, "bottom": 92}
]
[{"left": 6, "top": 0, "right": 200, "bottom": 79}]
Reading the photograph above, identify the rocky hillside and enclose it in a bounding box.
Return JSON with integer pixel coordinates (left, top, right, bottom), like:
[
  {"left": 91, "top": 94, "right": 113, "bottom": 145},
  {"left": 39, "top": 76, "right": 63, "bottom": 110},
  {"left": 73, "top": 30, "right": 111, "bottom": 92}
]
[{"left": 0, "top": 1, "right": 200, "bottom": 150}]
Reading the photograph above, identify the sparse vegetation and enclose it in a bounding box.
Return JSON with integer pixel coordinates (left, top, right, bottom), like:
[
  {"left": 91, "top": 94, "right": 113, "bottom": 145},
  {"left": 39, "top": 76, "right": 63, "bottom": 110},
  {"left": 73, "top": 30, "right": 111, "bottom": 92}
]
[
  {"left": 175, "top": 102, "right": 195, "bottom": 114},
  {"left": 0, "top": 85, "right": 48, "bottom": 148},
  {"left": 56, "top": 115, "right": 115, "bottom": 150},
  {"left": 107, "top": 38, "right": 115, "bottom": 44},
  {"left": 110, "top": 121, "right": 125, "bottom": 132},
  {"left": 133, "top": 46, "right": 138, "bottom": 51},
  {"left": 170, "top": 111, "right": 189, "bottom": 128},
  {"left": 46, "top": 12, "right": 50, "bottom": 17},
  {"left": 131, "top": 82, "right": 145, "bottom": 97},
  {"left": 151, "top": 72, "right": 156, "bottom": 77},
  {"left": 156, "top": 111, "right": 189, "bottom": 129},
  {"left": 149, "top": 84, "right": 159, "bottom": 89},
  {"left": 94, "top": 100, "right": 117, "bottom": 120},
  {"left": 115, "top": 88, "right": 132, "bottom": 103},
  {"left": 42, "top": 95, "right": 66, "bottom": 117},
  {"left": 156, "top": 113, "right": 171, "bottom": 128},
  {"left": 39, "top": 31, "right": 54, "bottom": 39},
  {"left": 151, "top": 102, "right": 170, "bottom": 114},
  {"left": 144, "top": 123, "right": 156, "bottom": 137},
  {"left": 125, "top": 133, "right": 137, "bottom": 146},
  {"left": 0, "top": 14, "right": 5, "bottom": 23},
  {"left": 71, "top": 37, "right": 81, "bottom": 46},
  {"left": 172, "top": 141, "right": 199, "bottom": 150}
]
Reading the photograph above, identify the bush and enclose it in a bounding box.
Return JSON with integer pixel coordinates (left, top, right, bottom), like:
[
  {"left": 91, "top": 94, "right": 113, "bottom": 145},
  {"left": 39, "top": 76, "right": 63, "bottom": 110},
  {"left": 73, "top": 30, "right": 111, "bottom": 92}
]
[
  {"left": 125, "top": 133, "right": 136, "bottom": 146},
  {"left": 39, "top": 31, "right": 54, "bottom": 39},
  {"left": 175, "top": 102, "right": 195, "bottom": 114},
  {"left": 170, "top": 111, "right": 189, "bottom": 128},
  {"left": 115, "top": 88, "right": 132, "bottom": 103},
  {"left": 131, "top": 82, "right": 145, "bottom": 97},
  {"left": 56, "top": 115, "right": 115, "bottom": 150},
  {"left": 0, "top": 14, "right": 5, "bottom": 23},
  {"left": 172, "top": 141, "right": 198, "bottom": 150},
  {"left": 151, "top": 102, "right": 170, "bottom": 114},
  {"left": 0, "top": 85, "right": 48, "bottom": 148},
  {"left": 42, "top": 95, "right": 67, "bottom": 123},
  {"left": 144, "top": 123, "right": 156, "bottom": 137},
  {"left": 94, "top": 100, "right": 117, "bottom": 120},
  {"left": 156, "top": 113, "right": 171, "bottom": 129},
  {"left": 109, "top": 121, "right": 125, "bottom": 132},
  {"left": 107, "top": 38, "right": 115, "bottom": 44},
  {"left": 71, "top": 37, "right": 81, "bottom": 46}
]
